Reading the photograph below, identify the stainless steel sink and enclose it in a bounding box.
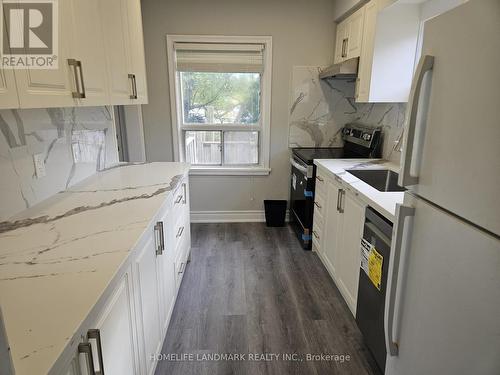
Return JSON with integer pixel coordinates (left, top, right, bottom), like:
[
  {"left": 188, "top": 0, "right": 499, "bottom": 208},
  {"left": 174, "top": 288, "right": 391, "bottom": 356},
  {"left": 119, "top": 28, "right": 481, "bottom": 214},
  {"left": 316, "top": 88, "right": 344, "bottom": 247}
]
[{"left": 346, "top": 169, "right": 406, "bottom": 192}]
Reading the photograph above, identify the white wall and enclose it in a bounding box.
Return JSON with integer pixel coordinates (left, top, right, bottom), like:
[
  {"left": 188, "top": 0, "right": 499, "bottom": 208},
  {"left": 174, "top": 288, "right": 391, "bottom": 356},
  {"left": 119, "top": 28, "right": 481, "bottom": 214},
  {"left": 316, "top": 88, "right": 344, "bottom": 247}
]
[{"left": 141, "top": 0, "right": 336, "bottom": 213}]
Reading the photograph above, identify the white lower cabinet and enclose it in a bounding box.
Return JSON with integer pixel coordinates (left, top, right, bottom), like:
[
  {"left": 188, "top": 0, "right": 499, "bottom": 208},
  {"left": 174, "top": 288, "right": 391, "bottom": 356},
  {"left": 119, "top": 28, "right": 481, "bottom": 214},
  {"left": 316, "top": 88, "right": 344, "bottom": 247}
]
[
  {"left": 90, "top": 271, "right": 140, "bottom": 375},
  {"left": 60, "top": 177, "right": 190, "bottom": 375},
  {"left": 133, "top": 235, "right": 162, "bottom": 375},
  {"left": 335, "top": 188, "right": 365, "bottom": 315},
  {"left": 315, "top": 171, "right": 366, "bottom": 316}
]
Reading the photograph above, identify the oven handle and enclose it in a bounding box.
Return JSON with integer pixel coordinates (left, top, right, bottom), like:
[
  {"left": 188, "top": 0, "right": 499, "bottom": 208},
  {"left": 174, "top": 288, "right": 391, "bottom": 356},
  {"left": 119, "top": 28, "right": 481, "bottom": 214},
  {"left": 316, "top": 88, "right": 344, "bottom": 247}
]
[{"left": 290, "top": 157, "right": 309, "bottom": 175}]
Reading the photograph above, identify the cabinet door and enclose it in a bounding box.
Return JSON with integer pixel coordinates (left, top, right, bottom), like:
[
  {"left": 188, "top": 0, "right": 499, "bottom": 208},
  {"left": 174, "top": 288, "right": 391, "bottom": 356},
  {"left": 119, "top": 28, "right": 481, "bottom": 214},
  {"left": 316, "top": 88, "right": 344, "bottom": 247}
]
[
  {"left": 346, "top": 6, "right": 365, "bottom": 60},
  {"left": 334, "top": 20, "right": 347, "bottom": 64},
  {"left": 156, "top": 213, "right": 176, "bottom": 335},
  {"left": 133, "top": 235, "right": 162, "bottom": 375},
  {"left": 70, "top": 0, "right": 109, "bottom": 106},
  {"left": 125, "top": 0, "right": 148, "bottom": 104},
  {"left": 337, "top": 189, "right": 365, "bottom": 315},
  {"left": 92, "top": 273, "right": 139, "bottom": 375},
  {"left": 323, "top": 179, "right": 344, "bottom": 277},
  {"left": 356, "top": 0, "right": 378, "bottom": 102},
  {"left": 0, "top": 1, "right": 19, "bottom": 109},
  {"left": 14, "top": 0, "right": 77, "bottom": 108},
  {"left": 100, "top": 0, "right": 134, "bottom": 105}
]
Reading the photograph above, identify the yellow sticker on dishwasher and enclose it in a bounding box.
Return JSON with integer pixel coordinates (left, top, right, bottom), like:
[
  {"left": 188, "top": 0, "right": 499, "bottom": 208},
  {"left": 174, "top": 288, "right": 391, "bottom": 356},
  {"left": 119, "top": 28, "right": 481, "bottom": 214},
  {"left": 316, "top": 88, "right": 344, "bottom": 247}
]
[{"left": 368, "top": 248, "right": 383, "bottom": 291}]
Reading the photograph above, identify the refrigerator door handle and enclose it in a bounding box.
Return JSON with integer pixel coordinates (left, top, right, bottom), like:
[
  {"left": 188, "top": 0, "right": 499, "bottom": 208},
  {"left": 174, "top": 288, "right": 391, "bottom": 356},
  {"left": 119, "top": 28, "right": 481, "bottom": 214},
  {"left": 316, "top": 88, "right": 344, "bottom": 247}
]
[
  {"left": 385, "top": 204, "right": 415, "bottom": 356},
  {"left": 399, "top": 55, "right": 434, "bottom": 187}
]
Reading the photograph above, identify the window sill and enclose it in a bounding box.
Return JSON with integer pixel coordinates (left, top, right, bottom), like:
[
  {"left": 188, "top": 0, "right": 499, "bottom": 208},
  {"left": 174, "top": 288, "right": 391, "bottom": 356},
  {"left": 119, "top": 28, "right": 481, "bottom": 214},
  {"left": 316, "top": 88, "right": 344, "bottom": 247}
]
[{"left": 189, "top": 166, "right": 271, "bottom": 176}]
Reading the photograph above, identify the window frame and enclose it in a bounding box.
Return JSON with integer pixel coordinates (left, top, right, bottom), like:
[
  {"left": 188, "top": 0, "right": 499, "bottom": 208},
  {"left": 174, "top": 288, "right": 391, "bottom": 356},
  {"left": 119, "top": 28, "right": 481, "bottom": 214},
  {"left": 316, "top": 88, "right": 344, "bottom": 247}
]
[{"left": 166, "top": 35, "right": 272, "bottom": 176}]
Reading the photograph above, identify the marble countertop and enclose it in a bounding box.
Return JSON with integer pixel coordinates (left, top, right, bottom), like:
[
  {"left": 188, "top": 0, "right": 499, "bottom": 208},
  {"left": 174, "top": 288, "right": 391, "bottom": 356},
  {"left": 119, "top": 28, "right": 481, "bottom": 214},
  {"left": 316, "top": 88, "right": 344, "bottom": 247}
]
[
  {"left": 0, "top": 162, "right": 190, "bottom": 375},
  {"left": 314, "top": 159, "right": 404, "bottom": 222}
]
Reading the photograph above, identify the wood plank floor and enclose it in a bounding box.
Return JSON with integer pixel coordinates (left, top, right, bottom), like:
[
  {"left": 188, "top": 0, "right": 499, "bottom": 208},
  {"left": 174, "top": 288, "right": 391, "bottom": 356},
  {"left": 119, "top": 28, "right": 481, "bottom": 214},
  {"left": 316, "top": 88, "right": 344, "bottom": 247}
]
[{"left": 155, "top": 223, "right": 382, "bottom": 375}]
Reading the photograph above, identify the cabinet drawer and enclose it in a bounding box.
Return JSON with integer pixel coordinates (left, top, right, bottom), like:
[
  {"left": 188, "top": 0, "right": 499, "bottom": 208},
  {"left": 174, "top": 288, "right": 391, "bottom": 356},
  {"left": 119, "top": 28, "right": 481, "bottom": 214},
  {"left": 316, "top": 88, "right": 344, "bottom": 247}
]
[
  {"left": 174, "top": 232, "right": 190, "bottom": 289},
  {"left": 314, "top": 193, "right": 326, "bottom": 219},
  {"left": 172, "top": 209, "right": 189, "bottom": 254},
  {"left": 315, "top": 171, "right": 327, "bottom": 198},
  {"left": 172, "top": 180, "right": 189, "bottom": 218},
  {"left": 312, "top": 220, "right": 323, "bottom": 250}
]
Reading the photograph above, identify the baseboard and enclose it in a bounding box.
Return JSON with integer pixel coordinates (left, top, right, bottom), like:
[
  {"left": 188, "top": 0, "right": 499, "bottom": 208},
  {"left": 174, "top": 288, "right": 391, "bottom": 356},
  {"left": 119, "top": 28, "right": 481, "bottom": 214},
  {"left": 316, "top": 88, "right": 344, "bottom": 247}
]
[{"left": 190, "top": 210, "right": 290, "bottom": 223}]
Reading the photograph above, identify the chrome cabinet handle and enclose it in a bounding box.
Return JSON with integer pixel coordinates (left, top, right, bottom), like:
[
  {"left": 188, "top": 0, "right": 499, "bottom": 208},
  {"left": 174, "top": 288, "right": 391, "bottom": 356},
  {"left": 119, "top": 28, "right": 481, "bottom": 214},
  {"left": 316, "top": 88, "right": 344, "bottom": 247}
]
[
  {"left": 78, "top": 342, "right": 96, "bottom": 375},
  {"left": 337, "top": 189, "right": 345, "bottom": 213},
  {"left": 178, "top": 262, "right": 186, "bottom": 274},
  {"left": 316, "top": 175, "right": 324, "bottom": 182},
  {"left": 68, "top": 59, "right": 86, "bottom": 99},
  {"left": 314, "top": 201, "right": 322, "bottom": 209},
  {"left": 176, "top": 226, "right": 184, "bottom": 238},
  {"left": 336, "top": 189, "right": 342, "bottom": 212},
  {"left": 312, "top": 230, "right": 320, "bottom": 240},
  {"left": 399, "top": 55, "right": 434, "bottom": 187},
  {"left": 154, "top": 221, "right": 164, "bottom": 255},
  {"left": 87, "top": 329, "right": 105, "bottom": 375},
  {"left": 175, "top": 195, "right": 183, "bottom": 204},
  {"left": 385, "top": 204, "right": 415, "bottom": 357},
  {"left": 128, "top": 74, "right": 138, "bottom": 99}
]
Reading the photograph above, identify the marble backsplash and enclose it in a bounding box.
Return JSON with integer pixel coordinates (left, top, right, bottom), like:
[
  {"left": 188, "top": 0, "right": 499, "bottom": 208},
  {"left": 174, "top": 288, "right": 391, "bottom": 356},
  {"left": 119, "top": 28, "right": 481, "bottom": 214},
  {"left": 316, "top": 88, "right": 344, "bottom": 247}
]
[
  {"left": 0, "top": 107, "right": 118, "bottom": 220},
  {"left": 288, "top": 66, "right": 406, "bottom": 162}
]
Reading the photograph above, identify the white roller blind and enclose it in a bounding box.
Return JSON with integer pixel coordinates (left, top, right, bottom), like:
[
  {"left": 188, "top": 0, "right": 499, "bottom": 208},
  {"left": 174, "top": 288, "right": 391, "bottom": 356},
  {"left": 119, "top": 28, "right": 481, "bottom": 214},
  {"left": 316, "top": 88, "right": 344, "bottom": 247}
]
[{"left": 174, "top": 42, "right": 265, "bottom": 73}]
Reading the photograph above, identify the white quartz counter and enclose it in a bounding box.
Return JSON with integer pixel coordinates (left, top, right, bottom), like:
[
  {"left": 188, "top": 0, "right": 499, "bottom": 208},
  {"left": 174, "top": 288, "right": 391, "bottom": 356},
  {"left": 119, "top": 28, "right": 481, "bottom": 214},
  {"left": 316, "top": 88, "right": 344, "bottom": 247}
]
[
  {"left": 0, "top": 162, "right": 190, "bottom": 375},
  {"left": 314, "top": 159, "right": 404, "bottom": 222}
]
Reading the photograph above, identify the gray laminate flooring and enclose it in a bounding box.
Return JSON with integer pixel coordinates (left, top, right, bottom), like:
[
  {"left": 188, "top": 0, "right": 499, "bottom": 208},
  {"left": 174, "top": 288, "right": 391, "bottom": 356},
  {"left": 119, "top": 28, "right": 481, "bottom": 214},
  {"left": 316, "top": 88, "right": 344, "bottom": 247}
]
[{"left": 154, "top": 223, "right": 382, "bottom": 375}]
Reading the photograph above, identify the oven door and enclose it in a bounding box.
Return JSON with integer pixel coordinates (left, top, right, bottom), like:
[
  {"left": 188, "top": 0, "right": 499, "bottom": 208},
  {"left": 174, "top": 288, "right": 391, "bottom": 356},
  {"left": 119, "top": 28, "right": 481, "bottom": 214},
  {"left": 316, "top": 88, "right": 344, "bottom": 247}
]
[{"left": 290, "top": 156, "right": 314, "bottom": 249}]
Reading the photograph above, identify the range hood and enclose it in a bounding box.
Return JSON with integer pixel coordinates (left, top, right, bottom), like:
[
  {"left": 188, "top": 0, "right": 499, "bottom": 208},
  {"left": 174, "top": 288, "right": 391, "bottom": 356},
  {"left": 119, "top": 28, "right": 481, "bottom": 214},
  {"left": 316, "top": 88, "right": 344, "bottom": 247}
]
[{"left": 319, "top": 58, "right": 358, "bottom": 80}]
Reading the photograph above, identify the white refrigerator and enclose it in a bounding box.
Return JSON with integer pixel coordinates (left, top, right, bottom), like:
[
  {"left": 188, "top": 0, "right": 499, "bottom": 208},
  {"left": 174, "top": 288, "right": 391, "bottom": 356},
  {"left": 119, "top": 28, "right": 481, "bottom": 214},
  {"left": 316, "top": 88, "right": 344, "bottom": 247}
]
[{"left": 385, "top": 1, "right": 500, "bottom": 374}]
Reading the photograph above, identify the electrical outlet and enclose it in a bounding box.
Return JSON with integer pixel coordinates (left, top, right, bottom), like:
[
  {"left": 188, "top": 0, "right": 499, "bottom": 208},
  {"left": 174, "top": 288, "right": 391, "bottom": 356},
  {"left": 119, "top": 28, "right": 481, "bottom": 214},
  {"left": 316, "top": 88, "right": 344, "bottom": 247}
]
[{"left": 33, "top": 153, "right": 46, "bottom": 178}]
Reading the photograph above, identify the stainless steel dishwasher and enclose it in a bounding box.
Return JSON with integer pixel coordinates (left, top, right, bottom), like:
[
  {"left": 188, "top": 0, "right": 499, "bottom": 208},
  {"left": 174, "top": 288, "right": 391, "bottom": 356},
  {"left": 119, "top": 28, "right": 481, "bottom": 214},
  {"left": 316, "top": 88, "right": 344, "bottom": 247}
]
[{"left": 356, "top": 207, "right": 393, "bottom": 372}]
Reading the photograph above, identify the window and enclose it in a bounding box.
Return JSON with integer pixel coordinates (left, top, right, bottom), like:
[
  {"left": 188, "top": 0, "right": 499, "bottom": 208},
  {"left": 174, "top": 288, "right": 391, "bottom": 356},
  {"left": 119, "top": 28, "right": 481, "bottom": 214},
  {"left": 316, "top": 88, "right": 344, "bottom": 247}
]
[{"left": 167, "top": 36, "right": 272, "bottom": 175}]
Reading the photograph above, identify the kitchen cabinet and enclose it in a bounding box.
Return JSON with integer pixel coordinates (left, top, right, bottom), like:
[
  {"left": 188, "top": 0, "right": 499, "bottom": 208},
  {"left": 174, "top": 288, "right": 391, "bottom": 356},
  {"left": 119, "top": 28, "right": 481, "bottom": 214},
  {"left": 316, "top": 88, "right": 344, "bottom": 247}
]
[
  {"left": 133, "top": 235, "right": 163, "bottom": 375},
  {"left": 100, "top": 0, "right": 135, "bottom": 105},
  {"left": 355, "top": 0, "right": 464, "bottom": 102},
  {"left": 322, "top": 177, "right": 344, "bottom": 278},
  {"left": 89, "top": 271, "right": 140, "bottom": 375},
  {"left": 14, "top": 0, "right": 77, "bottom": 109},
  {"left": 335, "top": 187, "right": 364, "bottom": 314},
  {"left": 0, "top": 0, "right": 20, "bottom": 109},
  {"left": 333, "top": 6, "right": 366, "bottom": 64},
  {"left": 313, "top": 168, "right": 366, "bottom": 316},
  {"left": 125, "top": 0, "right": 149, "bottom": 104},
  {"left": 69, "top": 0, "right": 110, "bottom": 106},
  {"left": 3, "top": 0, "right": 147, "bottom": 109},
  {"left": 55, "top": 175, "right": 190, "bottom": 375},
  {"left": 101, "top": 0, "right": 148, "bottom": 105}
]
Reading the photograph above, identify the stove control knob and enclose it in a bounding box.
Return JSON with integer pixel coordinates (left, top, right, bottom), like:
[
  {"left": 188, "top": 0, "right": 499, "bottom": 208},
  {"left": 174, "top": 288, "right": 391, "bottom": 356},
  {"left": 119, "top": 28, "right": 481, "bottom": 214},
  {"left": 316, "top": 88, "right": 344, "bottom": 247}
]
[{"left": 363, "top": 133, "right": 372, "bottom": 141}]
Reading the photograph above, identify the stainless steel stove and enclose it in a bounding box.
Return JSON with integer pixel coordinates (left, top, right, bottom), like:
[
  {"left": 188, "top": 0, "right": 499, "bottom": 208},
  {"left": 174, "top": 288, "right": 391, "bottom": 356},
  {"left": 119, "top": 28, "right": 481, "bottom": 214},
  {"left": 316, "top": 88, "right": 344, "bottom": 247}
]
[{"left": 290, "top": 124, "right": 382, "bottom": 249}]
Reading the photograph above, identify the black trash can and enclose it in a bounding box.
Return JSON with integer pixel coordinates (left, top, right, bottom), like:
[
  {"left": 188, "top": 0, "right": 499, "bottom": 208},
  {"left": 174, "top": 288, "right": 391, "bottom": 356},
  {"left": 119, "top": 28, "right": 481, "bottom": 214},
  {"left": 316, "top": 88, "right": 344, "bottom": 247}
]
[{"left": 264, "top": 200, "right": 287, "bottom": 227}]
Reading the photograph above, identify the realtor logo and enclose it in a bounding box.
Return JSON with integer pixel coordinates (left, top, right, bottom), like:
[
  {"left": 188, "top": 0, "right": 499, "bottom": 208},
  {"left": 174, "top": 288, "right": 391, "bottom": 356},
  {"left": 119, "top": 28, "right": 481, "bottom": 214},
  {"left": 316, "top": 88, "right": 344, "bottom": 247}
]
[{"left": 1, "top": 0, "right": 58, "bottom": 69}]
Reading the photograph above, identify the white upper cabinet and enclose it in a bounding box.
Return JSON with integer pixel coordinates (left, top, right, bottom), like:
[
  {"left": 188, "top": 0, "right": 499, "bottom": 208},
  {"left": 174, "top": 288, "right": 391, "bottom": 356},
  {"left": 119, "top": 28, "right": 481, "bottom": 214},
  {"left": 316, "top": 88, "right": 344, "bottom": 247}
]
[
  {"left": 345, "top": 6, "right": 365, "bottom": 60},
  {"left": 69, "top": 0, "right": 110, "bottom": 106},
  {"left": 101, "top": 0, "right": 148, "bottom": 105},
  {"left": 334, "top": 21, "right": 348, "bottom": 64},
  {"left": 333, "top": 6, "right": 365, "bottom": 64},
  {"left": 14, "top": 0, "right": 78, "bottom": 108},
  {"left": 126, "top": 0, "right": 148, "bottom": 104},
  {"left": 1, "top": 0, "right": 148, "bottom": 109},
  {"left": 100, "top": 0, "right": 135, "bottom": 105},
  {"left": 0, "top": 1, "right": 19, "bottom": 109},
  {"left": 355, "top": 0, "right": 465, "bottom": 103}
]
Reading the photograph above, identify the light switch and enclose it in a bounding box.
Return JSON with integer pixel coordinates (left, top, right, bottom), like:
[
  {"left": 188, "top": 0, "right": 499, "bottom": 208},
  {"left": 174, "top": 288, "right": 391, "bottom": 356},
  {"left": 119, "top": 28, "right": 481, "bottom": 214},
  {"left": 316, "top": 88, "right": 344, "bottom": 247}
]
[{"left": 33, "top": 153, "right": 46, "bottom": 178}]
